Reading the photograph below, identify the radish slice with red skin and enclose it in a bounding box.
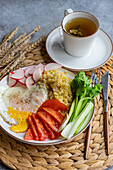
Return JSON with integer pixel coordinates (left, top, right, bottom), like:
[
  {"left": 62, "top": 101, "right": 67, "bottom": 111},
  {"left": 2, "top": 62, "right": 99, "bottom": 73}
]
[
  {"left": 33, "top": 67, "right": 42, "bottom": 82},
  {"left": 24, "top": 66, "right": 35, "bottom": 77},
  {"left": 35, "top": 63, "right": 44, "bottom": 74},
  {"left": 8, "top": 72, "right": 17, "bottom": 87},
  {"left": 10, "top": 69, "right": 24, "bottom": 80},
  {"left": 9, "top": 78, "right": 17, "bottom": 87},
  {"left": 10, "top": 71, "right": 14, "bottom": 74},
  {"left": 18, "top": 76, "right": 26, "bottom": 85},
  {"left": 45, "top": 63, "right": 62, "bottom": 71},
  {"left": 26, "top": 76, "right": 35, "bottom": 88}
]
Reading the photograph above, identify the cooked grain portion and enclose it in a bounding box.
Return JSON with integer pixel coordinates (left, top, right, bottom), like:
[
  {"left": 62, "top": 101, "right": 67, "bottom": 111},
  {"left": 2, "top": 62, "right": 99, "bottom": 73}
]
[{"left": 42, "top": 70, "right": 73, "bottom": 108}]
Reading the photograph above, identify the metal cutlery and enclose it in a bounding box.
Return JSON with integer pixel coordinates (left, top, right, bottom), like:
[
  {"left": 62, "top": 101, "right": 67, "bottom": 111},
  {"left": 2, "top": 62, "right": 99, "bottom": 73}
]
[
  {"left": 85, "top": 69, "right": 101, "bottom": 159},
  {"left": 102, "top": 71, "right": 109, "bottom": 155}
]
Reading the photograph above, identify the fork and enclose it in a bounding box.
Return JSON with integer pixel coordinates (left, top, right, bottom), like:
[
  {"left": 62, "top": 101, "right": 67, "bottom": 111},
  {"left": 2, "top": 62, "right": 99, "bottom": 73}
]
[{"left": 84, "top": 68, "right": 101, "bottom": 159}]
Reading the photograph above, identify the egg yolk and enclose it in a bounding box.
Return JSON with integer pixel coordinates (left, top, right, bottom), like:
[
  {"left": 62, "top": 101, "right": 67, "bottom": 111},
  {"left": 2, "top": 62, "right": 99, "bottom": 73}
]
[{"left": 7, "top": 107, "right": 32, "bottom": 133}]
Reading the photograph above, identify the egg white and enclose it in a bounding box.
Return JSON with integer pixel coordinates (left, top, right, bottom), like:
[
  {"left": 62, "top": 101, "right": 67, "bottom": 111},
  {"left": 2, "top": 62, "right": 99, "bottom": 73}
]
[{"left": 0, "top": 85, "right": 17, "bottom": 125}]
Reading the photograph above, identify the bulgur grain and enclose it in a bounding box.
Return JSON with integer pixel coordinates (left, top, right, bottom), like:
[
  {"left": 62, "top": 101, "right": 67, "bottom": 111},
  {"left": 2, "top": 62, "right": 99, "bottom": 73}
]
[{"left": 42, "top": 69, "right": 73, "bottom": 108}]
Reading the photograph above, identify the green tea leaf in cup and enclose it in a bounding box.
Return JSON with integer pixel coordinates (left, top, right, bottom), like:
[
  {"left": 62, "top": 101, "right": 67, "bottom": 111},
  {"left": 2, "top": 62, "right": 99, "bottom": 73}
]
[{"left": 70, "top": 25, "right": 84, "bottom": 37}]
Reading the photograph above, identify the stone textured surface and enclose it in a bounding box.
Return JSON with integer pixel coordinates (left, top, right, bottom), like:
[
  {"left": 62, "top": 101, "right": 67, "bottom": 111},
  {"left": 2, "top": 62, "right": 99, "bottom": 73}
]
[
  {"left": 0, "top": 0, "right": 113, "bottom": 169},
  {"left": 0, "top": 0, "right": 113, "bottom": 42}
]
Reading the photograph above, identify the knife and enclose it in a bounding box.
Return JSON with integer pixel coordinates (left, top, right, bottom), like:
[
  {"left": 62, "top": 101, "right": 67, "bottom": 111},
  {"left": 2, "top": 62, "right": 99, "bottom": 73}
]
[{"left": 102, "top": 71, "right": 109, "bottom": 155}]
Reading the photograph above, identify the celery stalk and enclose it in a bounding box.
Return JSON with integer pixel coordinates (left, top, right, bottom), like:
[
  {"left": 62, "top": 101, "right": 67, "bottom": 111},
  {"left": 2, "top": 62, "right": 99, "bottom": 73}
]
[
  {"left": 58, "top": 99, "right": 75, "bottom": 132},
  {"left": 61, "top": 101, "right": 94, "bottom": 139},
  {"left": 74, "top": 107, "right": 93, "bottom": 134}
]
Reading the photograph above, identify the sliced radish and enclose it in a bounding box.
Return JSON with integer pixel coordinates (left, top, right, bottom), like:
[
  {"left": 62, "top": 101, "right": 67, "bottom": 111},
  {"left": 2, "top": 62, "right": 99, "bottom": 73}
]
[
  {"left": 26, "top": 76, "right": 35, "bottom": 88},
  {"left": 24, "top": 66, "right": 35, "bottom": 77},
  {"left": 45, "top": 63, "right": 62, "bottom": 71},
  {"left": 18, "top": 76, "right": 26, "bottom": 85},
  {"left": 35, "top": 63, "right": 44, "bottom": 74},
  {"left": 10, "top": 71, "right": 14, "bottom": 74},
  {"left": 8, "top": 72, "right": 17, "bottom": 87},
  {"left": 10, "top": 69, "right": 24, "bottom": 80},
  {"left": 33, "top": 67, "right": 42, "bottom": 82}
]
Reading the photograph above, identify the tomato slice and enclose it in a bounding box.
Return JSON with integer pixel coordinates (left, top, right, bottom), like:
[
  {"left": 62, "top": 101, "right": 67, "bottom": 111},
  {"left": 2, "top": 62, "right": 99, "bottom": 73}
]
[
  {"left": 37, "top": 111, "right": 60, "bottom": 132},
  {"left": 42, "top": 107, "right": 64, "bottom": 124},
  {"left": 32, "top": 113, "right": 48, "bottom": 141},
  {"left": 24, "top": 128, "right": 34, "bottom": 140},
  {"left": 38, "top": 99, "right": 68, "bottom": 112},
  {"left": 43, "top": 122, "right": 56, "bottom": 140},
  {"left": 28, "top": 115, "right": 39, "bottom": 140}
]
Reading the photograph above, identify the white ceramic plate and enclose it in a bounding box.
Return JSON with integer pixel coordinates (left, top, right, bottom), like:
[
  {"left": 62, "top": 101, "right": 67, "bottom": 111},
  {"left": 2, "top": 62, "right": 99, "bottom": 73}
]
[
  {"left": 46, "top": 26, "right": 112, "bottom": 71},
  {"left": 0, "top": 66, "right": 94, "bottom": 145}
]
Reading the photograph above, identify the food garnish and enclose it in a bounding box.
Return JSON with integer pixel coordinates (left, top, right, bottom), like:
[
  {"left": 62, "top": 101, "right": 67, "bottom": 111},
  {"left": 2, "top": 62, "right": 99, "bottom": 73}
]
[
  {"left": 42, "top": 70, "right": 72, "bottom": 108},
  {"left": 24, "top": 99, "right": 65, "bottom": 141},
  {"left": 24, "top": 66, "right": 35, "bottom": 77},
  {"left": 38, "top": 99, "right": 68, "bottom": 112},
  {"left": 32, "top": 67, "right": 42, "bottom": 82},
  {"left": 26, "top": 76, "right": 35, "bottom": 89},
  {"left": 8, "top": 71, "right": 17, "bottom": 87},
  {"left": 42, "top": 107, "right": 64, "bottom": 124},
  {"left": 44, "top": 63, "right": 62, "bottom": 71},
  {"left": 59, "top": 71, "right": 103, "bottom": 139},
  {"left": 10, "top": 68, "right": 24, "bottom": 80},
  {"left": 8, "top": 63, "right": 44, "bottom": 88},
  {"left": 8, "top": 63, "right": 62, "bottom": 89},
  {"left": 70, "top": 25, "right": 84, "bottom": 37},
  {"left": 18, "top": 76, "right": 26, "bottom": 85},
  {"left": 24, "top": 128, "right": 34, "bottom": 140}
]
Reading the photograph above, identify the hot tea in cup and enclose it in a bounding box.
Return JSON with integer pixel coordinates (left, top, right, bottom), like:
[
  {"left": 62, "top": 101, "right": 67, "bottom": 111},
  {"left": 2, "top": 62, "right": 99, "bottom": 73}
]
[
  {"left": 65, "top": 17, "right": 97, "bottom": 37},
  {"left": 62, "top": 9, "right": 100, "bottom": 57}
]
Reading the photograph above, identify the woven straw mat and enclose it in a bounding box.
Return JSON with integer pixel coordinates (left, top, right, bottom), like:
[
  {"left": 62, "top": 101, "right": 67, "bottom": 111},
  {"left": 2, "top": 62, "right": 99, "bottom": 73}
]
[{"left": 0, "top": 36, "right": 113, "bottom": 170}]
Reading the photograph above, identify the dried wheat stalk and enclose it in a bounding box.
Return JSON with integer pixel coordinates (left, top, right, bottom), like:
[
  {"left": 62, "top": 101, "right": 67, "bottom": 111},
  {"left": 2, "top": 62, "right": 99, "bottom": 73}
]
[
  {"left": 0, "top": 36, "right": 31, "bottom": 67},
  {"left": 24, "top": 35, "right": 45, "bottom": 54},
  {"left": 0, "top": 33, "right": 10, "bottom": 45},
  {"left": 0, "top": 26, "right": 40, "bottom": 79},
  {"left": 13, "top": 33, "right": 26, "bottom": 44},
  {"left": 7, "top": 27, "right": 18, "bottom": 42},
  {"left": 0, "top": 26, "right": 40, "bottom": 67},
  {"left": 1, "top": 42, "right": 7, "bottom": 49},
  {"left": 0, "top": 60, "right": 14, "bottom": 79},
  {"left": 0, "top": 52, "right": 26, "bottom": 80},
  {"left": 0, "top": 43, "right": 11, "bottom": 58},
  {"left": 13, "top": 26, "right": 40, "bottom": 48},
  {"left": 0, "top": 27, "right": 18, "bottom": 49},
  {"left": 10, "top": 52, "right": 26, "bottom": 70},
  {"left": 0, "top": 33, "right": 26, "bottom": 58},
  {"left": 0, "top": 42, "right": 7, "bottom": 54},
  {"left": 12, "top": 26, "right": 40, "bottom": 49}
]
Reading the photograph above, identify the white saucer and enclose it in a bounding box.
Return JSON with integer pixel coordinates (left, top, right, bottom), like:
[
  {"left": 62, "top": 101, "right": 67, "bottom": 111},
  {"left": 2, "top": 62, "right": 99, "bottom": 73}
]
[{"left": 46, "top": 26, "right": 112, "bottom": 71}]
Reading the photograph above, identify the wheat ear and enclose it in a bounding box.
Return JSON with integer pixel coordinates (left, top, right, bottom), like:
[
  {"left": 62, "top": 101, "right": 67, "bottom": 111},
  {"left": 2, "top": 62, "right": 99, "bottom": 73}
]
[{"left": 0, "top": 27, "right": 18, "bottom": 49}]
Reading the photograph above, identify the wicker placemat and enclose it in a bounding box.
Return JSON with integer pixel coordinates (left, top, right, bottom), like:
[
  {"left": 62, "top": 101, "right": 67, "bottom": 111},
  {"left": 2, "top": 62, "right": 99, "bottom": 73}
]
[{"left": 0, "top": 35, "right": 113, "bottom": 170}]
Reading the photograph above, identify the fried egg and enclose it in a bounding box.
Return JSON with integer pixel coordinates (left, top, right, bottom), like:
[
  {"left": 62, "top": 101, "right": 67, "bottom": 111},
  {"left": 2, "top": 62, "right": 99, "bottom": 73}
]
[{"left": 0, "top": 83, "right": 48, "bottom": 125}]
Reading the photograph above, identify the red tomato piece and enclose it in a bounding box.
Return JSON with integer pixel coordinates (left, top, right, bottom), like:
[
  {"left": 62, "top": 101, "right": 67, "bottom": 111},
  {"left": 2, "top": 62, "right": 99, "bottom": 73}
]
[
  {"left": 56, "top": 132, "right": 61, "bottom": 139},
  {"left": 32, "top": 113, "right": 48, "bottom": 141},
  {"left": 42, "top": 107, "right": 64, "bottom": 124},
  {"left": 24, "top": 128, "right": 34, "bottom": 140},
  {"left": 37, "top": 111, "right": 60, "bottom": 133},
  {"left": 28, "top": 115, "right": 39, "bottom": 140},
  {"left": 38, "top": 99, "right": 68, "bottom": 112},
  {"left": 43, "top": 122, "right": 56, "bottom": 140}
]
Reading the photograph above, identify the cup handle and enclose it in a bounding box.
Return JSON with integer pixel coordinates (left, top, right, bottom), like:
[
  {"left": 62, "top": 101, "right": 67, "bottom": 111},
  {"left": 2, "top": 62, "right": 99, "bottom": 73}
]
[
  {"left": 59, "top": 27, "right": 63, "bottom": 37},
  {"left": 64, "top": 8, "right": 73, "bottom": 16}
]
